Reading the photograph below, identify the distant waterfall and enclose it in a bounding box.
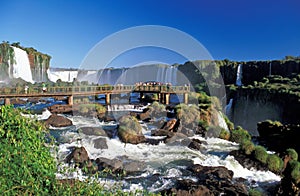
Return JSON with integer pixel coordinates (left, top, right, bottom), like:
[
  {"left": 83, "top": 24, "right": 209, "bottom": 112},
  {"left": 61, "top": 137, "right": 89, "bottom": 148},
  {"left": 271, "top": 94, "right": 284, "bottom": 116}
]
[
  {"left": 269, "top": 62, "right": 272, "bottom": 76},
  {"left": 236, "top": 64, "right": 243, "bottom": 86},
  {"left": 156, "top": 65, "right": 178, "bottom": 85},
  {"left": 225, "top": 98, "right": 233, "bottom": 118},
  {"left": 11, "top": 46, "right": 34, "bottom": 83}
]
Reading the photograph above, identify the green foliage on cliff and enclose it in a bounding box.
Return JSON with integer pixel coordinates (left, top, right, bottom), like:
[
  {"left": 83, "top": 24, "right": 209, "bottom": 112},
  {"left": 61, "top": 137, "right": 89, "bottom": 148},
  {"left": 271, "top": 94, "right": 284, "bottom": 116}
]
[
  {"left": 240, "top": 140, "right": 255, "bottom": 155},
  {"left": 290, "top": 160, "right": 300, "bottom": 184},
  {"left": 0, "top": 41, "right": 15, "bottom": 78},
  {"left": 230, "top": 126, "right": 251, "bottom": 143},
  {"left": 175, "top": 103, "right": 200, "bottom": 125},
  {"left": 286, "top": 148, "right": 298, "bottom": 161},
  {"left": 266, "top": 154, "right": 283, "bottom": 173},
  {"left": 0, "top": 105, "right": 57, "bottom": 195},
  {"left": 254, "top": 145, "right": 268, "bottom": 164}
]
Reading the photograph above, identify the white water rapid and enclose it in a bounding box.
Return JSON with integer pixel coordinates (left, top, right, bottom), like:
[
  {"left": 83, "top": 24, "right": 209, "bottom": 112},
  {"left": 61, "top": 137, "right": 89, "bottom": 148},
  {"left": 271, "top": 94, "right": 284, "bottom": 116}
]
[
  {"left": 236, "top": 64, "right": 243, "bottom": 86},
  {"left": 11, "top": 46, "right": 34, "bottom": 83},
  {"left": 49, "top": 114, "right": 280, "bottom": 192}
]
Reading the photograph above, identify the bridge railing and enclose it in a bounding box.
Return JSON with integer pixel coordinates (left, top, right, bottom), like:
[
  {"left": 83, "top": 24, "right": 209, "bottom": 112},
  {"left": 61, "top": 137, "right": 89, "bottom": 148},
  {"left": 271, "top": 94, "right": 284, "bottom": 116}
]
[{"left": 0, "top": 85, "right": 190, "bottom": 95}]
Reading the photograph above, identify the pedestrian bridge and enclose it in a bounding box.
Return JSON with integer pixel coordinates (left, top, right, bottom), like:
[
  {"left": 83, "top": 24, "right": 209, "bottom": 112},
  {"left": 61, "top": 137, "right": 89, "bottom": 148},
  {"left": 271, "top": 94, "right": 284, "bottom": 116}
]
[{"left": 0, "top": 84, "right": 190, "bottom": 105}]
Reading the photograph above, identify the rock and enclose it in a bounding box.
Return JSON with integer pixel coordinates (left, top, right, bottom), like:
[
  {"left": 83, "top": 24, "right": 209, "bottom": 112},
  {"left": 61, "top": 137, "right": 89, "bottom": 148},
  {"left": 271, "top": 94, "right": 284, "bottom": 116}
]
[
  {"left": 161, "top": 164, "right": 248, "bottom": 196},
  {"left": 93, "top": 138, "right": 108, "bottom": 149},
  {"left": 118, "top": 127, "right": 146, "bottom": 144},
  {"left": 48, "top": 104, "right": 73, "bottom": 114},
  {"left": 165, "top": 132, "right": 191, "bottom": 146},
  {"left": 123, "top": 160, "right": 146, "bottom": 174},
  {"left": 96, "top": 157, "right": 123, "bottom": 173},
  {"left": 44, "top": 114, "right": 73, "bottom": 127},
  {"left": 229, "top": 150, "right": 268, "bottom": 171},
  {"left": 65, "top": 146, "right": 89, "bottom": 167},
  {"left": 151, "top": 129, "right": 174, "bottom": 138},
  {"left": 161, "top": 119, "right": 178, "bottom": 131},
  {"left": 188, "top": 138, "right": 203, "bottom": 151},
  {"left": 78, "top": 127, "right": 110, "bottom": 137}
]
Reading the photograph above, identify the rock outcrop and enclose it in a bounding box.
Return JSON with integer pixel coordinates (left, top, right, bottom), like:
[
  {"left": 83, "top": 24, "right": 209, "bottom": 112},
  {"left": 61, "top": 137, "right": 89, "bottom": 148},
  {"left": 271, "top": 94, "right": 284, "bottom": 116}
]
[{"left": 44, "top": 114, "right": 73, "bottom": 127}]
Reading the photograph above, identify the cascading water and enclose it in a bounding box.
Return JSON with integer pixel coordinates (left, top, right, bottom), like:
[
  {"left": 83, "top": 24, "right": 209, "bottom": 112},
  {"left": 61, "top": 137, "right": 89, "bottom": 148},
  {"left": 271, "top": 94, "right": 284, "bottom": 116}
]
[
  {"left": 269, "top": 62, "right": 272, "bottom": 76},
  {"left": 47, "top": 69, "right": 78, "bottom": 82},
  {"left": 11, "top": 46, "right": 34, "bottom": 83},
  {"left": 225, "top": 98, "right": 233, "bottom": 118},
  {"left": 236, "top": 64, "right": 243, "bottom": 86}
]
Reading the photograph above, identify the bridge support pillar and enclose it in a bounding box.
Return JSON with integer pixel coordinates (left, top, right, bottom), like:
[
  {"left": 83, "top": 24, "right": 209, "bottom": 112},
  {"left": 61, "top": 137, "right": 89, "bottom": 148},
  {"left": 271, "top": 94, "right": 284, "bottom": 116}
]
[
  {"left": 4, "top": 98, "right": 10, "bottom": 105},
  {"left": 183, "top": 93, "right": 188, "bottom": 104},
  {"left": 68, "top": 95, "right": 73, "bottom": 106},
  {"left": 105, "top": 94, "right": 111, "bottom": 105},
  {"left": 164, "top": 93, "right": 170, "bottom": 105}
]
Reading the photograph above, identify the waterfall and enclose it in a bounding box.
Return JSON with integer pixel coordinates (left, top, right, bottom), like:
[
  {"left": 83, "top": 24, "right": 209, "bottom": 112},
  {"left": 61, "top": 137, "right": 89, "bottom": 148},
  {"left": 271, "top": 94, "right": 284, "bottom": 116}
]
[
  {"left": 11, "top": 46, "right": 34, "bottom": 83},
  {"left": 225, "top": 98, "right": 233, "bottom": 118},
  {"left": 269, "top": 62, "right": 272, "bottom": 76},
  {"left": 236, "top": 64, "right": 243, "bottom": 86},
  {"left": 217, "top": 112, "right": 229, "bottom": 131}
]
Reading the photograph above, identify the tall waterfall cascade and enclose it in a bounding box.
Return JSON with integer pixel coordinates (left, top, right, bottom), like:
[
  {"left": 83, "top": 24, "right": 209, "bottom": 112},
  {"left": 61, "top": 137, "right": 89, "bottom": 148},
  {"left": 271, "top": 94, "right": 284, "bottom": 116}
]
[
  {"left": 11, "top": 46, "right": 34, "bottom": 83},
  {"left": 269, "top": 62, "right": 272, "bottom": 76},
  {"left": 236, "top": 64, "right": 243, "bottom": 86}
]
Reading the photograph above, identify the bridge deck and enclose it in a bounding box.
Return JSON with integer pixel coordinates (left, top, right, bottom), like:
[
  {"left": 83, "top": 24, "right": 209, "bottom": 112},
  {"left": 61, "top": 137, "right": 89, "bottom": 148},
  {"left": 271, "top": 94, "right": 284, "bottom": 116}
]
[{"left": 0, "top": 85, "right": 190, "bottom": 98}]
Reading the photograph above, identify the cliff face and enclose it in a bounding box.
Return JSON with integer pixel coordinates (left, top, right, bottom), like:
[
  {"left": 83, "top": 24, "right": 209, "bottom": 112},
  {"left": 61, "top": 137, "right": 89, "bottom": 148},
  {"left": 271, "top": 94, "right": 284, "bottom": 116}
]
[
  {"left": 0, "top": 42, "right": 51, "bottom": 82},
  {"left": 228, "top": 86, "right": 300, "bottom": 135}
]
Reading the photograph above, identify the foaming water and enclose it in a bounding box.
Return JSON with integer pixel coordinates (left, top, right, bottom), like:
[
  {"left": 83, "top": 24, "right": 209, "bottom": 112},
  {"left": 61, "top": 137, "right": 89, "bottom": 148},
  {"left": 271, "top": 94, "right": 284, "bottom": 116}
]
[{"left": 47, "top": 112, "right": 281, "bottom": 192}]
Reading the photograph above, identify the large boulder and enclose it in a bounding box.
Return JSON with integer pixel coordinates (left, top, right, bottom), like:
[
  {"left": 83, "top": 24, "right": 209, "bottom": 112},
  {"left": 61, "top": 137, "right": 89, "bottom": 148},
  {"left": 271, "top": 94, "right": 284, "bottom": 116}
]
[
  {"left": 44, "top": 114, "right": 73, "bottom": 127},
  {"left": 117, "top": 115, "right": 146, "bottom": 144},
  {"left": 93, "top": 138, "right": 108, "bottom": 149}
]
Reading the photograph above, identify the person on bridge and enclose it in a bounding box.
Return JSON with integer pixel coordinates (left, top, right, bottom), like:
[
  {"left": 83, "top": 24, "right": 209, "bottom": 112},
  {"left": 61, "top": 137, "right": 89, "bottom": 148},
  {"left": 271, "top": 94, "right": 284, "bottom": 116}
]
[
  {"left": 42, "top": 83, "right": 47, "bottom": 93},
  {"left": 24, "top": 85, "right": 29, "bottom": 94}
]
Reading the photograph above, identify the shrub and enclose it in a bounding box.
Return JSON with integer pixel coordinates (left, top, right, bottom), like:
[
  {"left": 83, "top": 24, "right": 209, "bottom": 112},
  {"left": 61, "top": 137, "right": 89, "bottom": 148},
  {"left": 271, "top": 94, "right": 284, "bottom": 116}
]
[
  {"left": 254, "top": 145, "right": 268, "bottom": 164},
  {"left": 286, "top": 148, "right": 298, "bottom": 161},
  {"left": 249, "top": 188, "right": 263, "bottom": 196},
  {"left": 290, "top": 160, "right": 300, "bottom": 184},
  {"left": 241, "top": 140, "right": 255, "bottom": 155},
  {"left": 224, "top": 115, "right": 234, "bottom": 131},
  {"left": 219, "top": 128, "right": 230, "bottom": 140},
  {"left": 266, "top": 154, "right": 283, "bottom": 173},
  {"left": 0, "top": 105, "right": 56, "bottom": 195},
  {"left": 230, "top": 126, "right": 251, "bottom": 143}
]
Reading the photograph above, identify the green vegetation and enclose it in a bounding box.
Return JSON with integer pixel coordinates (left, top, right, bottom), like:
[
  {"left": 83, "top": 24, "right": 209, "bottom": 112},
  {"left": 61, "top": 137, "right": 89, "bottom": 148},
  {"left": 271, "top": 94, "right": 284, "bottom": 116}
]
[
  {"left": 77, "top": 103, "right": 106, "bottom": 116},
  {"left": 0, "top": 105, "right": 56, "bottom": 195},
  {"left": 290, "top": 160, "right": 300, "bottom": 184},
  {"left": 286, "top": 148, "right": 298, "bottom": 161},
  {"left": 248, "top": 188, "right": 263, "bottom": 196},
  {"left": 230, "top": 126, "right": 251, "bottom": 144},
  {"left": 254, "top": 145, "right": 268, "bottom": 164},
  {"left": 175, "top": 103, "right": 200, "bottom": 125},
  {"left": 218, "top": 127, "right": 230, "bottom": 140},
  {"left": 240, "top": 140, "right": 255, "bottom": 155},
  {"left": 266, "top": 154, "right": 283, "bottom": 173},
  {"left": 0, "top": 105, "right": 158, "bottom": 195}
]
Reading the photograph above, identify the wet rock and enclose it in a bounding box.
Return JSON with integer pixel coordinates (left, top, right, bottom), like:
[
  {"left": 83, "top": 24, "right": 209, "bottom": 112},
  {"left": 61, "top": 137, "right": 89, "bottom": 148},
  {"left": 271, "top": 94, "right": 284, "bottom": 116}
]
[
  {"left": 165, "top": 132, "right": 191, "bottom": 146},
  {"left": 65, "top": 146, "right": 89, "bottom": 167},
  {"left": 93, "top": 137, "right": 108, "bottom": 149},
  {"left": 188, "top": 138, "right": 203, "bottom": 151},
  {"left": 78, "top": 127, "right": 111, "bottom": 137},
  {"left": 96, "top": 157, "right": 123, "bottom": 173},
  {"left": 44, "top": 114, "right": 73, "bottom": 127},
  {"left": 161, "top": 119, "right": 179, "bottom": 132},
  {"left": 48, "top": 104, "right": 73, "bottom": 114},
  {"left": 151, "top": 129, "right": 174, "bottom": 138},
  {"left": 123, "top": 160, "right": 146, "bottom": 174},
  {"left": 229, "top": 150, "right": 268, "bottom": 171}
]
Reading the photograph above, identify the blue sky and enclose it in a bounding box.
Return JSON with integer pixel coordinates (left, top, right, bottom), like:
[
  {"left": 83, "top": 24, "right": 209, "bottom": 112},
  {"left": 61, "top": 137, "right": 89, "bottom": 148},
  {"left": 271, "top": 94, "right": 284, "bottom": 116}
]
[{"left": 0, "top": 0, "right": 299, "bottom": 68}]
